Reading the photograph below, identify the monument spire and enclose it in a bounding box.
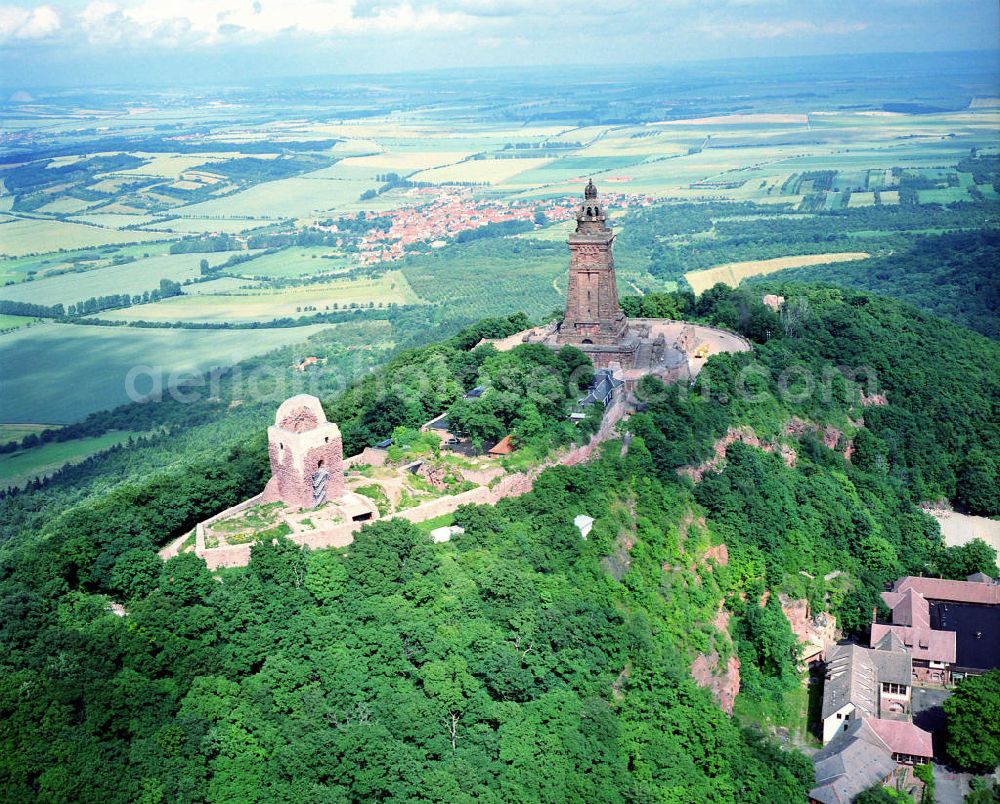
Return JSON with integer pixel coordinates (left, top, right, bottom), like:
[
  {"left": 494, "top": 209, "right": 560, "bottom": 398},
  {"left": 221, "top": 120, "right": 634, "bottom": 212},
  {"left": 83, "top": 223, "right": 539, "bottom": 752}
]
[{"left": 556, "top": 181, "right": 637, "bottom": 369}]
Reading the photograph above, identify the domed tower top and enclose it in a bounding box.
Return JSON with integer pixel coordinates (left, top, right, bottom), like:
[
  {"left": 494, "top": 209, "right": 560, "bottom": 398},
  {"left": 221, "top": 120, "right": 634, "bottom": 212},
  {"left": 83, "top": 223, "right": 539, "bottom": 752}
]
[{"left": 575, "top": 178, "right": 607, "bottom": 233}]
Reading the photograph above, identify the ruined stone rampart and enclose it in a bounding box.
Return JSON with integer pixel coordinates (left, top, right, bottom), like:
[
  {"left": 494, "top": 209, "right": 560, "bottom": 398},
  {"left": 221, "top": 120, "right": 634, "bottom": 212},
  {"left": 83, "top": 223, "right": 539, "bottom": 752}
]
[
  {"left": 345, "top": 447, "right": 387, "bottom": 468},
  {"left": 190, "top": 393, "right": 629, "bottom": 569}
]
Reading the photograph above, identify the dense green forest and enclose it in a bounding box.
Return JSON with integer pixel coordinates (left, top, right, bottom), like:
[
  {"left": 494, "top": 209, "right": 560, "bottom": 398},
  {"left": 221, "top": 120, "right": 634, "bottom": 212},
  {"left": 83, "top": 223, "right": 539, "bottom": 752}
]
[
  {"left": 751, "top": 230, "right": 1000, "bottom": 339},
  {"left": 1, "top": 284, "right": 999, "bottom": 800}
]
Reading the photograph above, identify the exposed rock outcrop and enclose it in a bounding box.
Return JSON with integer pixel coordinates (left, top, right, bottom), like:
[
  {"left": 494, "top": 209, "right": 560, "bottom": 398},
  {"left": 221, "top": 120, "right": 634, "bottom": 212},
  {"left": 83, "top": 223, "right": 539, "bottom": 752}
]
[
  {"left": 691, "top": 606, "right": 741, "bottom": 714},
  {"left": 779, "top": 595, "right": 838, "bottom": 665}
]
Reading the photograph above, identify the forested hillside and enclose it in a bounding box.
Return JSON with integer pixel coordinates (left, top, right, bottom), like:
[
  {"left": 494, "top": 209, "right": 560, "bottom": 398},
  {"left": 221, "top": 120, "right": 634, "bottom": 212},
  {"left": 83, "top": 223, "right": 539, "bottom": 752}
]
[
  {"left": 1, "top": 287, "right": 998, "bottom": 801},
  {"left": 751, "top": 230, "right": 1000, "bottom": 339}
]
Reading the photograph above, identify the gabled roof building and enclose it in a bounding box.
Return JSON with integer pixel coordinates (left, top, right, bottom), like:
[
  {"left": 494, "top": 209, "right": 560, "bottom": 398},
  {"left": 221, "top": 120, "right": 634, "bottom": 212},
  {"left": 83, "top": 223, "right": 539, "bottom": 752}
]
[
  {"left": 872, "top": 573, "right": 1000, "bottom": 684},
  {"left": 821, "top": 639, "right": 911, "bottom": 744},
  {"left": 809, "top": 718, "right": 931, "bottom": 804}
]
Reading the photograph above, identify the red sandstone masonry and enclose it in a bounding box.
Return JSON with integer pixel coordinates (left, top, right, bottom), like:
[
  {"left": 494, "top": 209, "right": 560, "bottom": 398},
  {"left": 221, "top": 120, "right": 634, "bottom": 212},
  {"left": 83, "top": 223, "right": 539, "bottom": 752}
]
[{"left": 192, "top": 398, "right": 629, "bottom": 569}]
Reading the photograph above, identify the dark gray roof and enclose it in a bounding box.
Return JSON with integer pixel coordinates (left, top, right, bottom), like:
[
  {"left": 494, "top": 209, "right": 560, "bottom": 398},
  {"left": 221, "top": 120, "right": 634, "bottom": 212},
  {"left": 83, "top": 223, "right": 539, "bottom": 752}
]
[
  {"left": 810, "top": 721, "right": 897, "bottom": 804},
  {"left": 578, "top": 369, "right": 624, "bottom": 407},
  {"left": 822, "top": 643, "right": 911, "bottom": 720}
]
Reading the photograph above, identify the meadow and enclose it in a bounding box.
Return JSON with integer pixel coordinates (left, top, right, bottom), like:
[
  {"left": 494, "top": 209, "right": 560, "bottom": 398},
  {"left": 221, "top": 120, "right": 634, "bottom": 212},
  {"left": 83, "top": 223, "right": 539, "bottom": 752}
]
[
  {"left": 0, "top": 322, "right": 338, "bottom": 423},
  {"left": 0, "top": 430, "right": 142, "bottom": 489},
  {"left": 95, "top": 270, "right": 419, "bottom": 323}
]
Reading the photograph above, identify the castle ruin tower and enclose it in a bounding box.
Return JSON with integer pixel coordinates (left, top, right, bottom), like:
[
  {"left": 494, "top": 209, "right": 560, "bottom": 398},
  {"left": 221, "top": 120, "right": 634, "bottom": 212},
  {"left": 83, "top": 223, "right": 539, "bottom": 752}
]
[
  {"left": 557, "top": 180, "right": 637, "bottom": 368},
  {"left": 265, "top": 394, "right": 345, "bottom": 510}
]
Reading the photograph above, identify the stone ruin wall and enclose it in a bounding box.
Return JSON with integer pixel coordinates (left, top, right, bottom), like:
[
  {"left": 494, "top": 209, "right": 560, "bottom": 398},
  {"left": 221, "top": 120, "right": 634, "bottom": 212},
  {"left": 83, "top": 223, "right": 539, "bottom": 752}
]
[
  {"left": 192, "top": 393, "right": 630, "bottom": 569},
  {"left": 264, "top": 436, "right": 345, "bottom": 510}
]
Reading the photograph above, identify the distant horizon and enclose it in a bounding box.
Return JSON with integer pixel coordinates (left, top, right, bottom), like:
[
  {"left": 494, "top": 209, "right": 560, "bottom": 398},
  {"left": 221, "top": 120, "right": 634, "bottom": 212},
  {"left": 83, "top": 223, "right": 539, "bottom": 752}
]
[
  {"left": 5, "top": 47, "right": 1000, "bottom": 95},
  {"left": 2, "top": 0, "right": 998, "bottom": 90}
]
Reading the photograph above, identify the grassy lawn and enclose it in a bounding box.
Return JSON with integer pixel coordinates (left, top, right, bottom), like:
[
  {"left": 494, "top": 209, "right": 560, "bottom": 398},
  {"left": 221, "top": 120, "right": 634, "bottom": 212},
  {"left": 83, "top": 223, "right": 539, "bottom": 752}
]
[{"left": 0, "top": 431, "right": 143, "bottom": 489}]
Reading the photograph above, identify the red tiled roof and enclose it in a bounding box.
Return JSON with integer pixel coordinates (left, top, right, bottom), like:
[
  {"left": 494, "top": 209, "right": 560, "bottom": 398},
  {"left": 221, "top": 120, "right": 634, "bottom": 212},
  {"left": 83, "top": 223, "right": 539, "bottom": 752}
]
[
  {"left": 882, "top": 587, "right": 931, "bottom": 629},
  {"left": 865, "top": 718, "right": 933, "bottom": 759},
  {"left": 870, "top": 623, "right": 956, "bottom": 664},
  {"left": 893, "top": 577, "right": 1000, "bottom": 606},
  {"left": 488, "top": 435, "right": 514, "bottom": 455}
]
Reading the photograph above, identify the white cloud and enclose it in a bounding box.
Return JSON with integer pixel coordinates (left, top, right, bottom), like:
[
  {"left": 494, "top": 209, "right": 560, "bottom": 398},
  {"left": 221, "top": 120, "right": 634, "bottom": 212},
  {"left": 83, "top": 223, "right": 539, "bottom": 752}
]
[
  {"left": 693, "top": 17, "right": 868, "bottom": 38},
  {"left": 71, "top": 0, "right": 477, "bottom": 46},
  {"left": 0, "top": 3, "right": 59, "bottom": 40}
]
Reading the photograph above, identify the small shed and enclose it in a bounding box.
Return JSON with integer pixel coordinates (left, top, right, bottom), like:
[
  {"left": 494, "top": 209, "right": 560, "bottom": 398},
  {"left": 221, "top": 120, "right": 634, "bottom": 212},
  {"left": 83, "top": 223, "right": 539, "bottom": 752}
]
[{"left": 488, "top": 435, "right": 514, "bottom": 457}]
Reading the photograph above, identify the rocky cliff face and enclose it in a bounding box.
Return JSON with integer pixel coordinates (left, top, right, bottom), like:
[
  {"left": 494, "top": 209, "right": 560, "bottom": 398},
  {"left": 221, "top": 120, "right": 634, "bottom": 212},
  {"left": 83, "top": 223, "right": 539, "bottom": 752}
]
[
  {"left": 688, "top": 541, "right": 742, "bottom": 714},
  {"left": 691, "top": 605, "right": 741, "bottom": 715}
]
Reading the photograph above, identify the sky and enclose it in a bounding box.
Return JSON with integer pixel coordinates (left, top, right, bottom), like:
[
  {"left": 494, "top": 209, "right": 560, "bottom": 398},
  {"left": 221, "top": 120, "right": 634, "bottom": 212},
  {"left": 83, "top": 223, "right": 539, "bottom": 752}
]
[{"left": 1, "top": 0, "right": 999, "bottom": 87}]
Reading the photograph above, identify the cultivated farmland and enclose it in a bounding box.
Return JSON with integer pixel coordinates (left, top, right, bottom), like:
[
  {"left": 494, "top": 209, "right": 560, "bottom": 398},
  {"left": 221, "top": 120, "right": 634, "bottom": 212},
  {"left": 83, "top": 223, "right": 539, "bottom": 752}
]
[
  {"left": 684, "top": 252, "right": 871, "bottom": 293},
  {"left": 0, "top": 252, "right": 233, "bottom": 307},
  {"left": 0, "top": 321, "right": 339, "bottom": 423},
  {"left": 0, "top": 218, "right": 170, "bottom": 257},
  {"left": 94, "top": 270, "right": 419, "bottom": 323}
]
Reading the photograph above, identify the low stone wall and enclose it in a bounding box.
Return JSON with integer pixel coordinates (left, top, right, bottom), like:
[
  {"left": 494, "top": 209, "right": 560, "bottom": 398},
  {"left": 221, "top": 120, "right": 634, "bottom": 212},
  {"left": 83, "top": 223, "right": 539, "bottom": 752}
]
[
  {"left": 460, "top": 465, "right": 504, "bottom": 486},
  {"left": 345, "top": 447, "right": 386, "bottom": 468},
  {"left": 195, "top": 491, "right": 267, "bottom": 558},
  {"left": 292, "top": 522, "right": 359, "bottom": 552},
  {"left": 190, "top": 396, "right": 628, "bottom": 569},
  {"left": 389, "top": 486, "right": 494, "bottom": 522},
  {"left": 200, "top": 542, "right": 255, "bottom": 570}
]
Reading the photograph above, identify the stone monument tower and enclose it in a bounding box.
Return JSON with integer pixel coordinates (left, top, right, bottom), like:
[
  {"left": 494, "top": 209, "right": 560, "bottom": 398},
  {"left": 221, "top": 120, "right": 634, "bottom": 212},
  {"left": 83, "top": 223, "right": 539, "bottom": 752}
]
[
  {"left": 557, "top": 180, "right": 638, "bottom": 368},
  {"left": 264, "top": 394, "right": 345, "bottom": 509}
]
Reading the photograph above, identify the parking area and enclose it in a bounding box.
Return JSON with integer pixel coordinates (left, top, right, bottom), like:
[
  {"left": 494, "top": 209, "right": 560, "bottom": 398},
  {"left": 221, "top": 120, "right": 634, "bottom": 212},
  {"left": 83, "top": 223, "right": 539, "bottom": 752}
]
[{"left": 912, "top": 686, "right": 951, "bottom": 740}]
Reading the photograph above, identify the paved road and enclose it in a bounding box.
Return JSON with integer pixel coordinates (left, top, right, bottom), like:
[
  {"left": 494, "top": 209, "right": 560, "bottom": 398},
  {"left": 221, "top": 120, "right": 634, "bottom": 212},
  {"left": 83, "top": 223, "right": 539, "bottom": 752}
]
[{"left": 934, "top": 763, "right": 972, "bottom": 804}]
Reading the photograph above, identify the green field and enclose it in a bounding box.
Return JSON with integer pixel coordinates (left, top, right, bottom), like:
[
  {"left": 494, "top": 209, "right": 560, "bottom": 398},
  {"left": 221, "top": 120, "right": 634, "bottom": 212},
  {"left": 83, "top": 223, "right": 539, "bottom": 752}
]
[
  {"left": 0, "top": 321, "right": 338, "bottom": 423},
  {"left": 0, "top": 217, "right": 170, "bottom": 257},
  {"left": 0, "top": 423, "right": 55, "bottom": 445},
  {"left": 144, "top": 217, "right": 272, "bottom": 234},
  {"left": 918, "top": 187, "right": 974, "bottom": 205},
  {"left": 174, "top": 175, "right": 377, "bottom": 219},
  {"left": 0, "top": 314, "right": 39, "bottom": 331},
  {"left": 230, "top": 246, "right": 353, "bottom": 279},
  {"left": 0, "top": 252, "right": 233, "bottom": 307},
  {"left": 0, "top": 431, "right": 143, "bottom": 489},
  {"left": 96, "top": 269, "right": 419, "bottom": 323}
]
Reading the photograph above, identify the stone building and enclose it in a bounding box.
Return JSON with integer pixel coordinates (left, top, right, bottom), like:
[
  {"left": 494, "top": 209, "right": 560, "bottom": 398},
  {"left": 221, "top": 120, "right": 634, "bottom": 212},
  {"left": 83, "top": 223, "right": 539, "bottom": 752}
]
[
  {"left": 821, "top": 639, "right": 912, "bottom": 744},
  {"left": 872, "top": 573, "right": 1000, "bottom": 684},
  {"left": 556, "top": 180, "right": 639, "bottom": 369},
  {"left": 264, "top": 394, "right": 345, "bottom": 510}
]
